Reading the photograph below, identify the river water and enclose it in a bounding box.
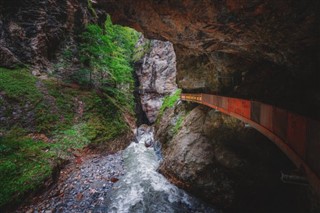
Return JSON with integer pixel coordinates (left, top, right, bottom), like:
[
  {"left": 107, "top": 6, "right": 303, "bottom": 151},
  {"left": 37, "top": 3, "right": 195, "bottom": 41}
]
[
  {"left": 104, "top": 125, "right": 218, "bottom": 213},
  {"left": 17, "top": 125, "right": 218, "bottom": 213}
]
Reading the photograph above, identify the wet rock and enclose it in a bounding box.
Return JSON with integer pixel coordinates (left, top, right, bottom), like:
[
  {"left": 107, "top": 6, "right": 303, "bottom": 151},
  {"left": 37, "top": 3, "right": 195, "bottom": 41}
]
[
  {"left": 31, "top": 69, "right": 41, "bottom": 76},
  {"left": 110, "top": 177, "right": 119, "bottom": 183},
  {"left": 144, "top": 138, "right": 152, "bottom": 148},
  {"left": 136, "top": 125, "right": 155, "bottom": 149}
]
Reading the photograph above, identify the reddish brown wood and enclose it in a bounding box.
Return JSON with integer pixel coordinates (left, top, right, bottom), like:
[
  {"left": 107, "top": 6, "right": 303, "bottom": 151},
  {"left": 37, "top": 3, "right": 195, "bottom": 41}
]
[
  {"left": 287, "top": 113, "right": 307, "bottom": 159},
  {"left": 181, "top": 93, "right": 320, "bottom": 195}
]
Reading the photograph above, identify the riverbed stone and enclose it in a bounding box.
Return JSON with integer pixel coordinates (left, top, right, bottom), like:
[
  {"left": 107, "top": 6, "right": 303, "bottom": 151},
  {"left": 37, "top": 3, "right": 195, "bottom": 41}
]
[{"left": 17, "top": 151, "right": 125, "bottom": 213}]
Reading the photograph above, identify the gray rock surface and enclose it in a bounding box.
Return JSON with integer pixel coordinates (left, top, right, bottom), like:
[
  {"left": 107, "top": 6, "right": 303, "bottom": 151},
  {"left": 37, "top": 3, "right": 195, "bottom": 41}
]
[
  {"left": 156, "top": 104, "right": 313, "bottom": 212},
  {"left": 0, "top": 0, "right": 91, "bottom": 70},
  {"left": 17, "top": 152, "right": 124, "bottom": 213},
  {"left": 135, "top": 37, "right": 177, "bottom": 123},
  {"left": 158, "top": 106, "right": 237, "bottom": 207},
  {"left": 100, "top": 0, "right": 320, "bottom": 118}
]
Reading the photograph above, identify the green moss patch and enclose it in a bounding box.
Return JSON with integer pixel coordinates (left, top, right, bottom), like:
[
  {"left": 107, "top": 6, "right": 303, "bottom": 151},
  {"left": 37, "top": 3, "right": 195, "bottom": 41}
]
[
  {"left": 0, "top": 135, "right": 54, "bottom": 207},
  {"left": 0, "top": 16, "right": 140, "bottom": 209},
  {"left": 0, "top": 70, "right": 130, "bottom": 209},
  {"left": 80, "top": 92, "right": 129, "bottom": 143},
  {"left": 0, "top": 68, "right": 43, "bottom": 103},
  {"left": 172, "top": 114, "right": 185, "bottom": 135},
  {"left": 158, "top": 89, "right": 181, "bottom": 120},
  {"left": 133, "top": 39, "right": 151, "bottom": 62}
]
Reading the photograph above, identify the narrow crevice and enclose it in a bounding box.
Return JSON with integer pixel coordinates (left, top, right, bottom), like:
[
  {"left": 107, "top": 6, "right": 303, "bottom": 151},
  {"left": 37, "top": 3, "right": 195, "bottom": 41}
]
[{"left": 133, "top": 62, "right": 151, "bottom": 126}]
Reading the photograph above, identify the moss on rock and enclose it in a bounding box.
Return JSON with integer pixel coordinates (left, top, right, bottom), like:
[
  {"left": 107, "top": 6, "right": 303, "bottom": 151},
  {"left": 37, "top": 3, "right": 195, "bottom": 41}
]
[{"left": 0, "top": 68, "right": 131, "bottom": 209}]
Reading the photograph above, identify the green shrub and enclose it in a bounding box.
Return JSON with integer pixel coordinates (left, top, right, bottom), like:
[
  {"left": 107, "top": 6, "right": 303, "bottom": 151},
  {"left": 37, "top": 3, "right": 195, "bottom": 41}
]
[
  {"left": 158, "top": 89, "right": 181, "bottom": 119},
  {"left": 69, "top": 68, "right": 92, "bottom": 86},
  {"left": 62, "top": 48, "right": 73, "bottom": 59}
]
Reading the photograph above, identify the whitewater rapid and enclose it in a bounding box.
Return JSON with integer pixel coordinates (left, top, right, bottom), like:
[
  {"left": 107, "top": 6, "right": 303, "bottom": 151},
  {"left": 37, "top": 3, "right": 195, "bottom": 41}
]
[{"left": 104, "top": 125, "right": 218, "bottom": 213}]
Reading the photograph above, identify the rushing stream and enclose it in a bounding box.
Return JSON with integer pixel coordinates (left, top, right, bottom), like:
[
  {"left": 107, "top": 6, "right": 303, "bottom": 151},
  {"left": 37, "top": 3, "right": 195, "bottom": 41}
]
[
  {"left": 104, "top": 125, "right": 217, "bottom": 213},
  {"left": 17, "top": 125, "right": 218, "bottom": 213}
]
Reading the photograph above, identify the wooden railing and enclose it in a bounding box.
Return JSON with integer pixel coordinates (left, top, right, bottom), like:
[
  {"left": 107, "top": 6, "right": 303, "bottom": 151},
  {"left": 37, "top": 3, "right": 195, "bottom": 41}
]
[{"left": 181, "top": 93, "right": 320, "bottom": 195}]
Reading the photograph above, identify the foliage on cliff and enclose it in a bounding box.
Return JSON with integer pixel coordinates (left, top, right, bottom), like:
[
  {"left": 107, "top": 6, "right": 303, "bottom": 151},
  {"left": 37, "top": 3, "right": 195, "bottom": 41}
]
[
  {"left": 0, "top": 69, "right": 42, "bottom": 103},
  {"left": 78, "top": 15, "right": 139, "bottom": 112},
  {"left": 132, "top": 38, "right": 151, "bottom": 62},
  {"left": 158, "top": 89, "right": 181, "bottom": 120},
  {"left": 0, "top": 67, "right": 131, "bottom": 208},
  {"left": 0, "top": 16, "right": 139, "bottom": 209}
]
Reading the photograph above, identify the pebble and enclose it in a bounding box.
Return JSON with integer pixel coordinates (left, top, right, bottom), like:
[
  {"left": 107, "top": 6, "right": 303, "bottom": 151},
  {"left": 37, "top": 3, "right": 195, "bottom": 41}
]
[
  {"left": 17, "top": 151, "right": 125, "bottom": 213},
  {"left": 26, "top": 209, "right": 33, "bottom": 213}
]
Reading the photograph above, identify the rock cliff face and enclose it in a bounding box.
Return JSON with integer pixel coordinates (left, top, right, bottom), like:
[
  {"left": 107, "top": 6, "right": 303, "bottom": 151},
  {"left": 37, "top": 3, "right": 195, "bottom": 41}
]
[
  {"left": 96, "top": 1, "right": 320, "bottom": 210},
  {"left": 135, "top": 36, "right": 177, "bottom": 123},
  {"left": 1, "top": 0, "right": 319, "bottom": 211},
  {"left": 98, "top": 0, "right": 320, "bottom": 117},
  {"left": 2, "top": 0, "right": 319, "bottom": 113},
  {"left": 156, "top": 103, "right": 315, "bottom": 212},
  {"left": 0, "top": 0, "right": 92, "bottom": 70}
]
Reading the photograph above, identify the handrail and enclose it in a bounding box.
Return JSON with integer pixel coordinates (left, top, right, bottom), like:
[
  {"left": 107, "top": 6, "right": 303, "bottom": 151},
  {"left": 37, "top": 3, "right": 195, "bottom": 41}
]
[{"left": 181, "top": 93, "right": 320, "bottom": 195}]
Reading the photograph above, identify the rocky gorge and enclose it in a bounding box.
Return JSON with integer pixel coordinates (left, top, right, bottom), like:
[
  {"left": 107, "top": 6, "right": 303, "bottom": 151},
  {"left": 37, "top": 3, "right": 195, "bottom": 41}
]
[
  {"left": 134, "top": 36, "right": 177, "bottom": 124},
  {"left": 99, "top": 0, "right": 320, "bottom": 118},
  {"left": 0, "top": 0, "right": 320, "bottom": 213},
  {"left": 123, "top": 34, "right": 320, "bottom": 213}
]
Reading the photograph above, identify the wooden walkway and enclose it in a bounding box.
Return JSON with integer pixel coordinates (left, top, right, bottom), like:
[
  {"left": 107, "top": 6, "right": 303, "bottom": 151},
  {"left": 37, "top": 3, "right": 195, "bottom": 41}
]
[{"left": 181, "top": 93, "right": 320, "bottom": 194}]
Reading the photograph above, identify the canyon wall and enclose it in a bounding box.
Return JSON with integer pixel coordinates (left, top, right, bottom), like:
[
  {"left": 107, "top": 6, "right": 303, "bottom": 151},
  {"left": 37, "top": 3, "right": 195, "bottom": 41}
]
[
  {"left": 98, "top": 0, "right": 320, "bottom": 117},
  {"left": 155, "top": 103, "right": 318, "bottom": 212},
  {"left": 0, "top": 0, "right": 96, "bottom": 71},
  {"left": 1, "top": 1, "right": 319, "bottom": 211},
  {"left": 135, "top": 36, "right": 177, "bottom": 123},
  {"left": 2, "top": 0, "right": 319, "bottom": 115}
]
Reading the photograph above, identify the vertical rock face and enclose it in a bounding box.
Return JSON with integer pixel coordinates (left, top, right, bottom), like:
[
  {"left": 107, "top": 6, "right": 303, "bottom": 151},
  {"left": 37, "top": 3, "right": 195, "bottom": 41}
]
[
  {"left": 0, "top": 0, "right": 91, "bottom": 70},
  {"left": 135, "top": 36, "right": 177, "bottom": 123},
  {"left": 156, "top": 104, "right": 315, "bottom": 212},
  {"left": 98, "top": 0, "right": 320, "bottom": 117}
]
